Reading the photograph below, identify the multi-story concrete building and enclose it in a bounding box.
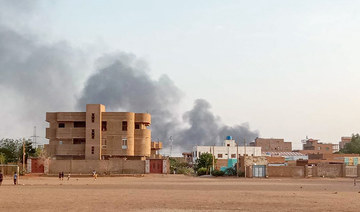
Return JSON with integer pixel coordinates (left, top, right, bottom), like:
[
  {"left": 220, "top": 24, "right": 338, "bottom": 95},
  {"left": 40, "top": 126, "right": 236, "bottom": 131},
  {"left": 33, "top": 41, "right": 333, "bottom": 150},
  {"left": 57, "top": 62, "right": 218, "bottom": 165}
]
[
  {"left": 192, "top": 136, "right": 262, "bottom": 163},
  {"left": 45, "top": 104, "right": 162, "bottom": 160},
  {"left": 300, "top": 138, "right": 336, "bottom": 154},
  {"left": 251, "top": 138, "right": 292, "bottom": 152},
  {"left": 339, "top": 137, "right": 352, "bottom": 150}
]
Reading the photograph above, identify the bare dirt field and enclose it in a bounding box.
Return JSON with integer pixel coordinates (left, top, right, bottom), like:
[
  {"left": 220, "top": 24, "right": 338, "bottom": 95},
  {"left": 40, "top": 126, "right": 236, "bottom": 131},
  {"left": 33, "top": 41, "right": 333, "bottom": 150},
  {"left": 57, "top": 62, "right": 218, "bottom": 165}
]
[{"left": 1, "top": 175, "right": 360, "bottom": 211}]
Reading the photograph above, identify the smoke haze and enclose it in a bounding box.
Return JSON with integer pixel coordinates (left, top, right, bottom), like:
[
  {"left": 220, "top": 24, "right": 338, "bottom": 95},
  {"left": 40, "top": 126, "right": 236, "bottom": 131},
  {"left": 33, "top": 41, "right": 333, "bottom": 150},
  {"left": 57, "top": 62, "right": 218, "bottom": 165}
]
[{"left": 0, "top": 0, "right": 259, "bottom": 152}]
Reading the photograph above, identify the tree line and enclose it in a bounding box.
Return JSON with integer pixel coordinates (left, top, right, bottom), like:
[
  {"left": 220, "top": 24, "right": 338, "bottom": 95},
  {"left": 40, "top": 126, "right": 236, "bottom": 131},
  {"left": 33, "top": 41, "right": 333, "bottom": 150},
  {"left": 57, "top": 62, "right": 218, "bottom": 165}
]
[{"left": 0, "top": 138, "right": 39, "bottom": 164}]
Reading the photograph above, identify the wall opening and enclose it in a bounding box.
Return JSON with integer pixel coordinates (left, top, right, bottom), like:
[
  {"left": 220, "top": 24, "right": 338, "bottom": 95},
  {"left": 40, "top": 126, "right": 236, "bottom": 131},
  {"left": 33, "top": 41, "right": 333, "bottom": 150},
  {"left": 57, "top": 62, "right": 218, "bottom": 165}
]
[
  {"left": 74, "top": 121, "right": 86, "bottom": 128},
  {"left": 102, "top": 121, "right": 107, "bottom": 131},
  {"left": 122, "top": 121, "right": 127, "bottom": 131}
]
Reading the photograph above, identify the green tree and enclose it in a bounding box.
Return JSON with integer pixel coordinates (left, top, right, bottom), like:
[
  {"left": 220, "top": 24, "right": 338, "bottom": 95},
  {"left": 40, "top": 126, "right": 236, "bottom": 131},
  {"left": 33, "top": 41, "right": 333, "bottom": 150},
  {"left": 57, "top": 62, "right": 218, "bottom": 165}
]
[
  {"left": 341, "top": 134, "right": 360, "bottom": 154},
  {"left": 0, "top": 138, "right": 21, "bottom": 163},
  {"left": 18, "top": 140, "right": 37, "bottom": 163},
  {"left": 0, "top": 153, "right": 6, "bottom": 164},
  {"left": 0, "top": 138, "right": 36, "bottom": 164},
  {"left": 195, "top": 153, "right": 215, "bottom": 175}
]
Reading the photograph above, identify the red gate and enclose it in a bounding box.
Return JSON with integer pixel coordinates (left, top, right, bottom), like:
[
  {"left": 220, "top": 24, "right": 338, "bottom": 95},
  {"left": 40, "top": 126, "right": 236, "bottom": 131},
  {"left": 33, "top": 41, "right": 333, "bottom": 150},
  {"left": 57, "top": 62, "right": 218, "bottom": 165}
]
[{"left": 150, "top": 160, "right": 163, "bottom": 174}]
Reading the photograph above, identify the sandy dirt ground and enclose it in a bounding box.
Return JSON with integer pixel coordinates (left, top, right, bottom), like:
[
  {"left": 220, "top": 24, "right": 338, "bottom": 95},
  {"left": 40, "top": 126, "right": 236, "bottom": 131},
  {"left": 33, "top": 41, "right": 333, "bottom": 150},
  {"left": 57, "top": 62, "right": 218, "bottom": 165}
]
[{"left": 0, "top": 175, "right": 360, "bottom": 211}]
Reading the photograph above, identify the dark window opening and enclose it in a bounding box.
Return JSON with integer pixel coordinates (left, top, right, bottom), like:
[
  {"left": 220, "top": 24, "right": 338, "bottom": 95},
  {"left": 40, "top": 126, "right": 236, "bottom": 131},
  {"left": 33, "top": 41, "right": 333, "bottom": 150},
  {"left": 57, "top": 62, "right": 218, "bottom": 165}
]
[
  {"left": 227, "top": 144, "right": 230, "bottom": 146},
  {"left": 102, "top": 121, "right": 107, "bottom": 131},
  {"left": 73, "top": 138, "right": 85, "bottom": 144},
  {"left": 122, "top": 121, "right": 127, "bottom": 131},
  {"left": 74, "top": 121, "right": 86, "bottom": 128},
  {"left": 91, "top": 146, "right": 94, "bottom": 154},
  {"left": 91, "top": 129, "right": 95, "bottom": 139},
  {"left": 91, "top": 113, "right": 95, "bottom": 123},
  {"left": 58, "top": 123, "right": 65, "bottom": 128},
  {"left": 135, "top": 123, "right": 140, "bottom": 129}
]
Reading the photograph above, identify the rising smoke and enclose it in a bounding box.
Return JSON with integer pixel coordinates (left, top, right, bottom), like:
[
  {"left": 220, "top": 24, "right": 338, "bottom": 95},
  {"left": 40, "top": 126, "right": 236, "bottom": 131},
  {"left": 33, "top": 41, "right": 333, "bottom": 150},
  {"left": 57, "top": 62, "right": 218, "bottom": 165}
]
[
  {"left": 77, "top": 55, "right": 259, "bottom": 149},
  {"left": 0, "top": 0, "right": 259, "bottom": 151},
  {"left": 0, "top": 0, "right": 88, "bottom": 138},
  {"left": 77, "top": 53, "right": 182, "bottom": 141}
]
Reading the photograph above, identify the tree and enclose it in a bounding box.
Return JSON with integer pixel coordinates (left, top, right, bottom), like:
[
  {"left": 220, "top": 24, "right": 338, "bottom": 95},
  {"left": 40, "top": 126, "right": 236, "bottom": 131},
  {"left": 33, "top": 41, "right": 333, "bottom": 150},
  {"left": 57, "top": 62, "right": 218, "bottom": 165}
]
[
  {"left": 341, "top": 134, "right": 360, "bottom": 154},
  {"left": 195, "top": 153, "right": 215, "bottom": 175},
  {"left": 0, "top": 138, "right": 21, "bottom": 163},
  {"left": 0, "top": 153, "right": 5, "bottom": 164},
  {"left": 0, "top": 138, "right": 36, "bottom": 164},
  {"left": 18, "top": 140, "right": 37, "bottom": 164}
]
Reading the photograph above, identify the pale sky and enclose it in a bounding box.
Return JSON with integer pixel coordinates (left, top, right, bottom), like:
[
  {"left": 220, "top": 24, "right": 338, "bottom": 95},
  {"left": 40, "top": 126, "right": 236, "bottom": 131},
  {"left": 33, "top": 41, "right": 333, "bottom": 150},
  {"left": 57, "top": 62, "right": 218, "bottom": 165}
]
[{"left": 1, "top": 0, "right": 360, "bottom": 150}]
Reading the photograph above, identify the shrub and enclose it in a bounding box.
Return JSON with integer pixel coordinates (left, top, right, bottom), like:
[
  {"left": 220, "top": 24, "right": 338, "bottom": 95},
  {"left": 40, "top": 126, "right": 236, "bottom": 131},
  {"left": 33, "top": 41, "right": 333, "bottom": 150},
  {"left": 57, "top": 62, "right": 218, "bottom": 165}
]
[
  {"left": 211, "top": 169, "right": 225, "bottom": 176},
  {"left": 177, "top": 167, "right": 195, "bottom": 176},
  {"left": 197, "top": 167, "right": 208, "bottom": 176},
  {"left": 224, "top": 167, "right": 237, "bottom": 176}
]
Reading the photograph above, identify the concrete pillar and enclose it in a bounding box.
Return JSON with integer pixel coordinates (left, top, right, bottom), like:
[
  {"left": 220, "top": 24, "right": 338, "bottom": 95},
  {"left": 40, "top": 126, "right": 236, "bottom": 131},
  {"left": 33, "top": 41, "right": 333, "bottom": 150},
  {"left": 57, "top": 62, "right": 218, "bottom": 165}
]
[{"left": 85, "top": 104, "right": 105, "bottom": 160}]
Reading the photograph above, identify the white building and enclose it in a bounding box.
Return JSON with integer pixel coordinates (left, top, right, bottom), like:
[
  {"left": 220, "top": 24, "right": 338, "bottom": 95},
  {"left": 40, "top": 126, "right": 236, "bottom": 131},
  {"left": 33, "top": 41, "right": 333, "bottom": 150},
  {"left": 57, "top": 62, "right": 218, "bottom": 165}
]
[{"left": 192, "top": 137, "right": 262, "bottom": 162}]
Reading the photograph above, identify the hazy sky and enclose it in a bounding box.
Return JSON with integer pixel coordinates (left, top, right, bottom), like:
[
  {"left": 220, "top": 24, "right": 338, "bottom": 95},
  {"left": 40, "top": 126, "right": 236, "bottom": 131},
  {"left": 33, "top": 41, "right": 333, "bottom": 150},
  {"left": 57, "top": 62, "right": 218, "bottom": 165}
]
[{"left": 1, "top": 0, "right": 360, "bottom": 150}]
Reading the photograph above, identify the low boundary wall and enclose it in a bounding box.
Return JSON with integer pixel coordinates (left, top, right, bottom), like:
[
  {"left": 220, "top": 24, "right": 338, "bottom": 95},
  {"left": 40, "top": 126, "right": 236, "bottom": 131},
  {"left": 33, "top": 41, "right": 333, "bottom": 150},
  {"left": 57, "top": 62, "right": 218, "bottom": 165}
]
[
  {"left": 267, "top": 166, "right": 304, "bottom": 177},
  {"left": 46, "top": 159, "right": 146, "bottom": 175}
]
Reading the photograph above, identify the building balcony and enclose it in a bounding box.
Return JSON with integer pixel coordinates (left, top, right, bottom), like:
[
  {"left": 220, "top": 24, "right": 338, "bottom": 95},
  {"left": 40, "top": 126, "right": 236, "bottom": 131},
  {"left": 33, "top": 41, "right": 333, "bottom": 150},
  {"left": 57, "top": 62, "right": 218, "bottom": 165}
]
[
  {"left": 56, "top": 144, "right": 85, "bottom": 156},
  {"left": 135, "top": 113, "right": 151, "bottom": 125},
  {"left": 56, "top": 112, "right": 86, "bottom": 122},
  {"left": 151, "top": 141, "right": 163, "bottom": 150},
  {"left": 45, "top": 128, "right": 56, "bottom": 139},
  {"left": 56, "top": 128, "right": 86, "bottom": 139}
]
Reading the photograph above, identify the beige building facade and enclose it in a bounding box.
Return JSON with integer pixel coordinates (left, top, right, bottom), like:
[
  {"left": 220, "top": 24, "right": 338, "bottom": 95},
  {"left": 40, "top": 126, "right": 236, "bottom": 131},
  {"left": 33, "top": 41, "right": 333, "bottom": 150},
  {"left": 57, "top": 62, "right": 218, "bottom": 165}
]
[{"left": 45, "top": 104, "right": 161, "bottom": 160}]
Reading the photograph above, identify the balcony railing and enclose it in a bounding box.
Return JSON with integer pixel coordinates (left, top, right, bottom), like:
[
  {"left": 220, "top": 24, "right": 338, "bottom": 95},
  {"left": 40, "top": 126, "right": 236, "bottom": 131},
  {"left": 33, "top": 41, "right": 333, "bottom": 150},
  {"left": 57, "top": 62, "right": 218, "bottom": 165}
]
[
  {"left": 56, "top": 128, "right": 86, "bottom": 139},
  {"left": 151, "top": 141, "right": 163, "bottom": 150},
  {"left": 56, "top": 144, "right": 85, "bottom": 156}
]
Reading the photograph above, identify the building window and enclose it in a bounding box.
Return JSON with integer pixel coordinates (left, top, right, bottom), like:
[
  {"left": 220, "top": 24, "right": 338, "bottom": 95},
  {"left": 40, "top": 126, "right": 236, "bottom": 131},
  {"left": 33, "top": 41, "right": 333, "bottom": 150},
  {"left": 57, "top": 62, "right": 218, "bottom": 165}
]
[
  {"left": 91, "top": 146, "right": 94, "bottom": 154},
  {"left": 91, "top": 113, "right": 95, "bottom": 123},
  {"left": 58, "top": 123, "right": 65, "bottom": 128},
  {"left": 218, "top": 154, "right": 223, "bottom": 158},
  {"left": 59, "top": 140, "right": 63, "bottom": 145},
  {"left": 74, "top": 121, "right": 86, "bottom": 128},
  {"left": 231, "top": 154, "right": 236, "bottom": 158},
  {"left": 102, "top": 121, "right": 107, "bottom": 131},
  {"left": 102, "top": 139, "right": 107, "bottom": 149},
  {"left": 91, "top": 129, "right": 95, "bottom": 139},
  {"left": 122, "top": 121, "right": 127, "bottom": 131},
  {"left": 122, "top": 138, "right": 128, "bottom": 149},
  {"left": 318, "top": 147, "right": 321, "bottom": 150},
  {"left": 135, "top": 123, "right": 140, "bottom": 129},
  {"left": 73, "top": 138, "right": 85, "bottom": 144}
]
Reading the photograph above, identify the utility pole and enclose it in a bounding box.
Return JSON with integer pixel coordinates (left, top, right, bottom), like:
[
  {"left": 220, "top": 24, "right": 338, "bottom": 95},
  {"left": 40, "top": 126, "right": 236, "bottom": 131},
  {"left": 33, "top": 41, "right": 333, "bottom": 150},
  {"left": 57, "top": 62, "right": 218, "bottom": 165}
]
[
  {"left": 212, "top": 145, "right": 215, "bottom": 171},
  {"left": 236, "top": 141, "right": 239, "bottom": 178},
  {"left": 244, "top": 138, "right": 246, "bottom": 179},
  {"left": 22, "top": 138, "right": 26, "bottom": 173}
]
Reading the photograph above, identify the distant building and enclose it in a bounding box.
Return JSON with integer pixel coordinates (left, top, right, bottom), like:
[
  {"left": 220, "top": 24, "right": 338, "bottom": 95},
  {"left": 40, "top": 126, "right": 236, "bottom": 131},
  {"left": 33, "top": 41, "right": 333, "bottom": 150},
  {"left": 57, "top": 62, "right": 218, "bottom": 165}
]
[
  {"left": 251, "top": 138, "right": 292, "bottom": 152},
  {"left": 192, "top": 136, "right": 262, "bottom": 163},
  {"left": 300, "top": 138, "right": 337, "bottom": 154},
  {"left": 182, "top": 152, "right": 193, "bottom": 165},
  {"left": 339, "top": 137, "right": 352, "bottom": 150},
  {"left": 265, "top": 152, "right": 308, "bottom": 162}
]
